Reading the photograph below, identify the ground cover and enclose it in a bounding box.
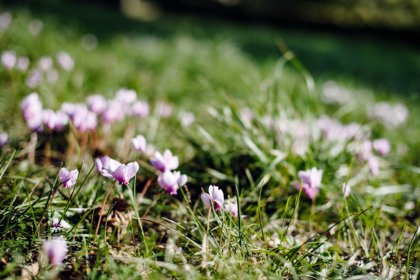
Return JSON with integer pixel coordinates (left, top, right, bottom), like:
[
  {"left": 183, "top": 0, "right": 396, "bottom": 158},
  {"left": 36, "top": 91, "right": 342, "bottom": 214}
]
[{"left": 1, "top": 3, "right": 420, "bottom": 279}]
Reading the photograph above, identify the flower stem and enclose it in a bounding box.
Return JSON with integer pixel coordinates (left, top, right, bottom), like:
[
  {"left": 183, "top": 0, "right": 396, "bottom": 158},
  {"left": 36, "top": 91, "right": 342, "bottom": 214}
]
[
  {"left": 137, "top": 176, "right": 155, "bottom": 208},
  {"left": 92, "top": 179, "right": 117, "bottom": 248},
  {"left": 44, "top": 130, "right": 52, "bottom": 166},
  {"left": 38, "top": 183, "right": 60, "bottom": 234},
  {"left": 206, "top": 206, "right": 212, "bottom": 234},
  {"left": 310, "top": 197, "right": 316, "bottom": 233},
  {"left": 28, "top": 133, "right": 37, "bottom": 165},
  {"left": 141, "top": 189, "right": 163, "bottom": 219}
]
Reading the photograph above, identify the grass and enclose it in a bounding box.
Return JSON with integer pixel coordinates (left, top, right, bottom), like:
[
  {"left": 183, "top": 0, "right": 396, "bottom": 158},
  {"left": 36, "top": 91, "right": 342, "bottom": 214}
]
[{"left": 1, "top": 1, "right": 420, "bottom": 279}]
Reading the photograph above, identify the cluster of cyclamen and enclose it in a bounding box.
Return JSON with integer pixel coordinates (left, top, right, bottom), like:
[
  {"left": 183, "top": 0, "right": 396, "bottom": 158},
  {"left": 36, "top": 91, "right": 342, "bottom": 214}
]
[
  {"left": 96, "top": 143, "right": 187, "bottom": 194},
  {"left": 200, "top": 185, "right": 241, "bottom": 218},
  {"left": 293, "top": 139, "right": 390, "bottom": 200},
  {"left": 2, "top": 50, "right": 74, "bottom": 88}
]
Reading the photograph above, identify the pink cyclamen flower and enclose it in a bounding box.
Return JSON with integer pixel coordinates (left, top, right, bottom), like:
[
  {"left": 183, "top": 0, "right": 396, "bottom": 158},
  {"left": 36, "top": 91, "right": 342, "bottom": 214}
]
[
  {"left": 0, "top": 12, "right": 12, "bottom": 31},
  {"left": 51, "top": 218, "right": 71, "bottom": 230},
  {"left": 132, "top": 101, "right": 149, "bottom": 117},
  {"left": 26, "top": 69, "right": 43, "bottom": 88},
  {"left": 101, "top": 159, "right": 139, "bottom": 185},
  {"left": 201, "top": 185, "right": 224, "bottom": 211},
  {"left": 131, "top": 135, "right": 147, "bottom": 153},
  {"left": 70, "top": 105, "right": 97, "bottom": 132},
  {"left": 16, "top": 57, "right": 30, "bottom": 72},
  {"left": 54, "top": 110, "right": 69, "bottom": 131},
  {"left": 116, "top": 88, "right": 137, "bottom": 104},
  {"left": 158, "top": 102, "right": 172, "bottom": 118},
  {"left": 102, "top": 100, "right": 124, "bottom": 124},
  {"left": 95, "top": 155, "right": 111, "bottom": 173},
  {"left": 0, "top": 132, "right": 8, "bottom": 147},
  {"left": 342, "top": 183, "right": 351, "bottom": 198},
  {"left": 87, "top": 94, "right": 107, "bottom": 115},
  {"left": 20, "top": 93, "right": 43, "bottom": 132},
  {"left": 373, "top": 138, "right": 390, "bottom": 156},
  {"left": 180, "top": 112, "right": 195, "bottom": 127},
  {"left": 368, "top": 156, "right": 379, "bottom": 177},
  {"left": 224, "top": 201, "right": 239, "bottom": 218},
  {"left": 1, "top": 51, "right": 16, "bottom": 70},
  {"left": 42, "top": 109, "right": 56, "bottom": 130},
  {"left": 59, "top": 167, "right": 79, "bottom": 188},
  {"left": 37, "top": 56, "right": 53, "bottom": 72},
  {"left": 150, "top": 149, "right": 179, "bottom": 172},
  {"left": 295, "top": 167, "right": 323, "bottom": 199},
  {"left": 157, "top": 171, "right": 187, "bottom": 195},
  {"left": 56, "top": 51, "right": 74, "bottom": 71},
  {"left": 28, "top": 19, "right": 43, "bottom": 36},
  {"left": 85, "top": 112, "right": 97, "bottom": 131},
  {"left": 42, "top": 237, "right": 67, "bottom": 267},
  {"left": 357, "top": 140, "right": 372, "bottom": 162}
]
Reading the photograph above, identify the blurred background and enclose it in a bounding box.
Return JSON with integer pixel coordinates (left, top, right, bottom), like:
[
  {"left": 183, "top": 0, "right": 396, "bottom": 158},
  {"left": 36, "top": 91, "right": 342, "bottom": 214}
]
[{"left": 1, "top": 0, "right": 419, "bottom": 96}]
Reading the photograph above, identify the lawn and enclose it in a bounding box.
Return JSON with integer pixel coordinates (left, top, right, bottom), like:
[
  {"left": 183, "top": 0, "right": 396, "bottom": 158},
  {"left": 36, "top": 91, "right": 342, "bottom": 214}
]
[{"left": 1, "top": 1, "right": 420, "bottom": 279}]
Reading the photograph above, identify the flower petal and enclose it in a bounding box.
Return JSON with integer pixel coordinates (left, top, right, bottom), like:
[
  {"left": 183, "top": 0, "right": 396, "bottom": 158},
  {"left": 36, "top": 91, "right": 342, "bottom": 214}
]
[
  {"left": 108, "top": 159, "right": 122, "bottom": 172},
  {"left": 177, "top": 174, "right": 187, "bottom": 186},
  {"left": 201, "top": 193, "right": 211, "bottom": 208},
  {"left": 125, "top": 162, "right": 139, "bottom": 182}
]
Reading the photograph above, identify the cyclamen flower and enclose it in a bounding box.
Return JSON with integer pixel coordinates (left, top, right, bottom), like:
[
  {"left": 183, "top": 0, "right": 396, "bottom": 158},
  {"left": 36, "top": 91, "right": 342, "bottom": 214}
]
[
  {"left": 116, "top": 88, "right": 137, "bottom": 104},
  {"left": 59, "top": 167, "right": 79, "bottom": 188},
  {"left": 373, "top": 138, "right": 390, "bottom": 156},
  {"left": 56, "top": 51, "right": 74, "bottom": 71},
  {"left": 87, "top": 94, "right": 107, "bottom": 115},
  {"left": 224, "top": 201, "right": 240, "bottom": 218},
  {"left": 70, "top": 105, "right": 97, "bottom": 132},
  {"left": 132, "top": 101, "right": 149, "bottom": 117},
  {"left": 0, "top": 12, "right": 12, "bottom": 31},
  {"left": 16, "top": 57, "right": 30, "bottom": 72},
  {"left": 201, "top": 185, "right": 224, "bottom": 211},
  {"left": 26, "top": 69, "right": 43, "bottom": 88},
  {"left": 157, "top": 171, "right": 187, "bottom": 195},
  {"left": 20, "top": 93, "right": 43, "bottom": 132},
  {"left": 131, "top": 135, "right": 147, "bottom": 153},
  {"left": 42, "top": 237, "right": 67, "bottom": 267},
  {"left": 37, "top": 56, "right": 53, "bottom": 72},
  {"left": 28, "top": 19, "right": 43, "bottom": 36},
  {"left": 150, "top": 149, "right": 179, "bottom": 172},
  {"left": 158, "top": 102, "right": 172, "bottom": 118},
  {"left": 1, "top": 51, "right": 16, "bottom": 70},
  {"left": 180, "top": 112, "right": 195, "bottom": 127},
  {"left": 342, "top": 183, "right": 351, "bottom": 198},
  {"left": 0, "top": 132, "right": 8, "bottom": 147},
  {"left": 295, "top": 167, "right": 323, "bottom": 199},
  {"left": 95, "top": 155, "right": 110, "bottom": 173},
  {"left": 43, "top": 109, "right": 56, "bottom": 130},
  {"left": 101, "top": 159, "right": 139, "bottom": 185},
  {"left": 54, "top": 110, "right": 69, "bottom": 131},
  {"left": 51, "top": 218, "right": 71, "bottom": 230},
  {"left": 357, "top": 140, "right": 372, "bottom": 162},
  {"left": 102, "top": 100, "right": 124, "bottom": 124},
  {"left": 368, "top": 156, "right": 379, "bottom": 177}
]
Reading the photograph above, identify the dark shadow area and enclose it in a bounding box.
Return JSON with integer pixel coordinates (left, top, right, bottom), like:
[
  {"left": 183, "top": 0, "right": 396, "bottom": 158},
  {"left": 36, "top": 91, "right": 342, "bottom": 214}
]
[{"left": 3, "top": 0, "right": 420, "bottom": 94}]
